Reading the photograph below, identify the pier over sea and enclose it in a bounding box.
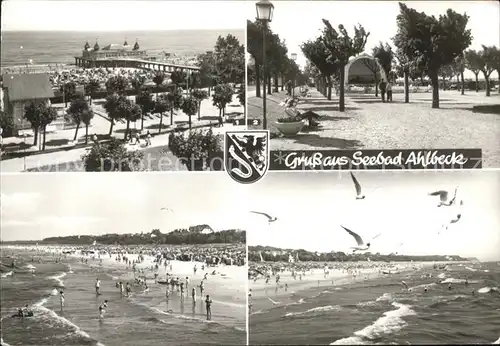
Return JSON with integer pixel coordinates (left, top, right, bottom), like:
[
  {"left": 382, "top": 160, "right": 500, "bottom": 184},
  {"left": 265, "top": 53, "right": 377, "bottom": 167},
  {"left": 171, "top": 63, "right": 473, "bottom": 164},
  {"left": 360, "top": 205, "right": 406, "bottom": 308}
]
[{"left": 74, "top": 57, "right": 200, "bottom": 73}]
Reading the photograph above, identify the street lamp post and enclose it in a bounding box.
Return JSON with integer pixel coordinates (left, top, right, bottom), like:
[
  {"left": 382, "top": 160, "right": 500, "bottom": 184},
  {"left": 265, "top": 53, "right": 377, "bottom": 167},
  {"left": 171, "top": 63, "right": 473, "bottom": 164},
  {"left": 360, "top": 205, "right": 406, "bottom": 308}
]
[
  {"left": 291, "top": 53, "right": 297, "bottom": 98},
  {"left": 256, "top": 0, "right": 274, "bottom": 130}
]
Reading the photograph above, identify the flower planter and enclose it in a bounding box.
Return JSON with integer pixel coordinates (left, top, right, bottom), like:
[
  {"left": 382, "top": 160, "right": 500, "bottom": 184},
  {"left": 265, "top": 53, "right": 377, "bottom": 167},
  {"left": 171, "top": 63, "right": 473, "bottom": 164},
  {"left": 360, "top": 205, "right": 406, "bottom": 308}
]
[{"left": 274, "top": 120, "right": 305, "bottom": 137}]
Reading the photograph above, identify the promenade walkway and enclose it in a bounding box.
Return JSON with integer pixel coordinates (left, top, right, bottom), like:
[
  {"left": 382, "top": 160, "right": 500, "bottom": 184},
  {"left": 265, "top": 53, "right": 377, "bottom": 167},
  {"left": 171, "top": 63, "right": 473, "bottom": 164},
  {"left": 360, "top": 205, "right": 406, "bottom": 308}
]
[
  {"left": 0, "top": 122, "right": 239, "bottom": 172},
  {"left": 1, "top": 88, "right": 244, "bottom": 171},
  {"left": 248, "top": 88, "right": 500, "bottom": 167}
]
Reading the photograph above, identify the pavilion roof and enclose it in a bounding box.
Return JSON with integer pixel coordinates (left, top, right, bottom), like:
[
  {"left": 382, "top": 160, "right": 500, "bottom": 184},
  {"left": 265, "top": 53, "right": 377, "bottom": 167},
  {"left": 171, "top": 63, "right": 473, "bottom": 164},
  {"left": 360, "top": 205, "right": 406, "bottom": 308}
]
[{"left": 102, "top": 44, "right": 132, "bottom": 51}]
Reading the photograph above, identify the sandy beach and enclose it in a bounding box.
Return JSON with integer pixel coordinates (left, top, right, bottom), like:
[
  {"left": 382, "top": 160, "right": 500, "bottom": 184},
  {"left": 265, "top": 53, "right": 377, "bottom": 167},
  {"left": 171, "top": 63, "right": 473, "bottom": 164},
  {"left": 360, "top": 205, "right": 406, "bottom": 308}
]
[
  {"left": 249, "top": 261, "right": 432, "bottom": 313},
  {"left": 1, "top": 244, "right": 247, "bottom": 345},
  {"left": 248, "top": 260, "right": 499, "bottom": 345}
]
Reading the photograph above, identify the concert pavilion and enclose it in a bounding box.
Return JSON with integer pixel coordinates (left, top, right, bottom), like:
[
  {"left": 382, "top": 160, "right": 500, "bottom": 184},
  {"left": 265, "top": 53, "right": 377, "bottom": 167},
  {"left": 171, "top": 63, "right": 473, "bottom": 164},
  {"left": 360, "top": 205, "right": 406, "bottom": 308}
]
[
  {"left": 74, "top": 39, "right": 200, "bottom": 73},
  {"left": 74, "top": 39, "right": 150, "bottom": 68}
]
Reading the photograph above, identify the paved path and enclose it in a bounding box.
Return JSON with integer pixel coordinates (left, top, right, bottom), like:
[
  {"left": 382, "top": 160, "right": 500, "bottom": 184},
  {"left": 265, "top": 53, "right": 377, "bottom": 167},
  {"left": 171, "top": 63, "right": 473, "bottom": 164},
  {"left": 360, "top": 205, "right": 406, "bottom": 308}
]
[
  {"left": 1, "top": 87, "right": 245, "bottom": 172},
  {"left": 1, "top": 123, "right": 243, "bottom": 172},
  {"left": 249, "top": 88, "right": 500, "bottom": 168},
  {"left": 2, "top": 87, "right": 243, "bottom": 155}
]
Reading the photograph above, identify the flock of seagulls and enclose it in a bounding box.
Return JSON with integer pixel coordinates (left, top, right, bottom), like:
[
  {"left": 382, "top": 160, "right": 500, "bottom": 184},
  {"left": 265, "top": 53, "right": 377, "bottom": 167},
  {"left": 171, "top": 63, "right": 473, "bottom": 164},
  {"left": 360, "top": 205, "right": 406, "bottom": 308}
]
[
  {"left": 428, "top": 187, "right": 463, "bottom": 233},
  {"left": 341, "top": 179, "right": 464, "bottom": 249},
  {"left": 251, "top": 171, "right": 466, "bottom": 255},
  {"left": 158, "top": 174, "right": 466, "bottom": 258}
]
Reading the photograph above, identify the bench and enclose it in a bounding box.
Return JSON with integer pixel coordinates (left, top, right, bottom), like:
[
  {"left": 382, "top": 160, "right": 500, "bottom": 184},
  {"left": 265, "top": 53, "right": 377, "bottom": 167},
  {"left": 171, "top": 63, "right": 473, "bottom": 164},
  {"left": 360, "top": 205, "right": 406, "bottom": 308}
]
[{"left": 17, "top": 129, "right": 34, "bottom": 137}]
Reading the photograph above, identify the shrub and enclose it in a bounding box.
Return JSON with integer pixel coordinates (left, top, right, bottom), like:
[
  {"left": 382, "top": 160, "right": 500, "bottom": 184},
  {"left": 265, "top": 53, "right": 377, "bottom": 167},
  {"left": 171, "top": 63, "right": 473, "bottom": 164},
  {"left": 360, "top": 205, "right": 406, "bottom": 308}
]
[
  {"left": 81, "top": 138, "right": 144, "bottom": 171},
  {"left": 168, "top": 128, "right": 222, "bottom": 171},
  {"left": 277, "top": 108, "right": 303, "bottom": 123},
  {"left": 0, "top": 110, "right": 15, "bottom": 137}
]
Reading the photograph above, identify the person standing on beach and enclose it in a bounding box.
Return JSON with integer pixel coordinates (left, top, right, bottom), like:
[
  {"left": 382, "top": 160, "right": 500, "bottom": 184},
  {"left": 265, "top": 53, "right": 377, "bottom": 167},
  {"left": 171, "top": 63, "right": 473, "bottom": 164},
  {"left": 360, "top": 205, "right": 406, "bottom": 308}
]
[
  {"left": 59, "top": 290, "right": 65, "bottom": 310},
  {"left": 146, "top": 131, "right": 152, "bottom": 146},
  {"left": 180, "top": 282, "right": 185, "bottom": 300},
  {"left": 248, "top": 289, "right": 252, "bottom": 314},
  {"left": 95, "top": 278, "right": 101, "bottom": 295},
  {"left": 205, "top": 295, "right": 212, "bottom": 320},
  {"left": 98, "top": 300, "right": 108, "bottom": 319},
  {"left": 191, "top": 287, "right": 196, "bottom": 304},
  {"left": 200, "top": 281, "right": 204, "bottom": 296},
  {"left": 185, "top": 277, "right": 189, "bottom": 295}
]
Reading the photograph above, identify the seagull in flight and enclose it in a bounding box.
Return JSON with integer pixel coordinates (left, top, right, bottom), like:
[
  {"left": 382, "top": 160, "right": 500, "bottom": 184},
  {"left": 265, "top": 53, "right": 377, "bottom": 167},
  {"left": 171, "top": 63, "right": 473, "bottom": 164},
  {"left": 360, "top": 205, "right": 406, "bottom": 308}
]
[
  {"left": 440, "top": 208, "right": 463, "bottom": 233},
  {"left": 340, "top": 225, "right": 380, "bottom": 252},
  {"left": 250, "top": 211, "right": 277, "bottom": 223},
  {"left": 160, "top": 207, "right": 173, "bottom": 212},
  {"left": 428, "top": 187, "right": 458, "bottom": 207},
  {"left": 450, "top": 214, "right": 462, "bottom": 224},
  {"left": 267, "top": 297, "right": 280, "bottom": 305},
  {"left": 395, "top": 242, "right": 404, "bottom": 255},
  {"left": 349, "top": 172, "right": 379, "bottom": 199},
  {"left": 350, "top": 172, "right": 365, "bottom": 199}
]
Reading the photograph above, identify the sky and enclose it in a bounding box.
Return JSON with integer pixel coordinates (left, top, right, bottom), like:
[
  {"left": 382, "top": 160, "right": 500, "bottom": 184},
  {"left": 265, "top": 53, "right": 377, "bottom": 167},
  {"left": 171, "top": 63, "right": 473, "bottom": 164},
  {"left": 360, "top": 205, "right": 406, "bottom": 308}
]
[
  {"left": 245, "top": 1, "right": 500, "bottom": 79},
  {"left": 246, "top": 170, "right": 500, "bottom": 262},
  {"left": 1, "top": 1, "right": 247, "bottom": 31},
  {"left": 0, "top": 173, "right": 249, "bottom": 242}
]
